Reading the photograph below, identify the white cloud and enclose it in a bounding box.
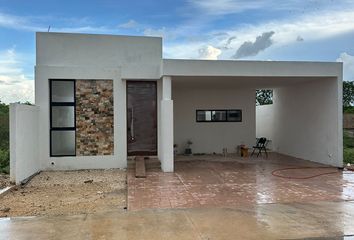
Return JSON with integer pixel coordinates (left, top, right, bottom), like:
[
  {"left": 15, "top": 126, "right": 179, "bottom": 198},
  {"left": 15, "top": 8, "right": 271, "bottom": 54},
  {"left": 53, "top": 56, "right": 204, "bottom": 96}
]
[
  {"left": 164, "top": 9, "right": 354, "bottom": 59},
  {"left": 198, "top": 45, "right": 222, "bottom": 60},
  {"left": 0, "top": 48, "right": 34, "bottom": 103},
  {"left": 0, "top": 11, "right": 117, "bottom": 34},
  {"left": 337, "top": 52, "right": 354, "bottom": 81},
  {"left": 187, "top": 0, "right": 354, "bottom": 16},
  {"left": 0, "top": 12, "right": 44, "bottom": 31},
  {"left": 143, "top": 27, "right": 179, "bottom": 40},
  {"left": 187, "top": 0, "right": 270, "bottom": 15},
  {"left": 118, "top": 20, "right": 138, "bottom": 29}
]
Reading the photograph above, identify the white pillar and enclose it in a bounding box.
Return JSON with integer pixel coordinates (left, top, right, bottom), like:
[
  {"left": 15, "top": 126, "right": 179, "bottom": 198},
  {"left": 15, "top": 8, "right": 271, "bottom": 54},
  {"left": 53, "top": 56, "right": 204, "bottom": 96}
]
[
  {"left": 160, "top": 76, "right": 174, "bottom": 172},
  {"left": 162, "top": 76, "right": 172, "bottom": 100}
]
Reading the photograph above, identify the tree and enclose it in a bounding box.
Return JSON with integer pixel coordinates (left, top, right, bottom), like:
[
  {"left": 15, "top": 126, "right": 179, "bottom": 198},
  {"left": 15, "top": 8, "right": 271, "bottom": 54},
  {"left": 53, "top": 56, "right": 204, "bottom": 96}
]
[
  {"left": 0, "top": 101, "right": 9, "bottom": 115},
  {"left": 256, "top": 89, "right": 273, "bottom": 105},
  {"left": 0, "top": 101, "right": 9, "bottom": 173},
  {"left": 343, "top": 81, "right": 354, "bottom": 107}
]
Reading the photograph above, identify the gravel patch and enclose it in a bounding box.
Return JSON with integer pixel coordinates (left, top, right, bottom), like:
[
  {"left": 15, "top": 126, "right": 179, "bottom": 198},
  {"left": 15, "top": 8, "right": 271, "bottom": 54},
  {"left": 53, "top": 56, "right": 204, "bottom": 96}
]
[
  {"left": 0, "top": 174, "right": 11, "bottom": 189},
  {"left": 0, "top": 169, "right": 127, "bottom": 217}
]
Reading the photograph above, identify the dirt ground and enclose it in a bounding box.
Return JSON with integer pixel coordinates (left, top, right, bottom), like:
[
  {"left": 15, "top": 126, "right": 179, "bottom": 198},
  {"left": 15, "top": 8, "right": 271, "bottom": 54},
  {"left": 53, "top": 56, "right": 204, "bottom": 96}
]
[
  {"left": 0, "top": 169, "right": 126, "bottom": 217},
  {"left": 0, "top": 174, "right": 11, "bottom": 189}
]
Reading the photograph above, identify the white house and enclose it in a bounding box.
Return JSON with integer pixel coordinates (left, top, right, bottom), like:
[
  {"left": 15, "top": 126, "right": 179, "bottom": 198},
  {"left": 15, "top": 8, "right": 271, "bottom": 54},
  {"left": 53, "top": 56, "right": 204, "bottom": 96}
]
[{"left": 10, "top": 32, "right": 343, "bottom": 184}]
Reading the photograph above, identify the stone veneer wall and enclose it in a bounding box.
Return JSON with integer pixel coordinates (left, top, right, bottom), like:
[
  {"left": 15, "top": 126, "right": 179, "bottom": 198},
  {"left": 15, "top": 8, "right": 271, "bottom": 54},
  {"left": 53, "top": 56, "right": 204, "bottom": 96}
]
[{"left": 76, "top": 80, "right": 114, "bottom": 156}]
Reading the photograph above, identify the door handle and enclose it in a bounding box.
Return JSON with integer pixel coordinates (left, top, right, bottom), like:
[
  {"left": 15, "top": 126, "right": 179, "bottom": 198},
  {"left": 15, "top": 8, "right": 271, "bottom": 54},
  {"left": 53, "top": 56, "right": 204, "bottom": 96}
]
[{"left": 130, "top": 107, "right": 135, "bottom": 141}]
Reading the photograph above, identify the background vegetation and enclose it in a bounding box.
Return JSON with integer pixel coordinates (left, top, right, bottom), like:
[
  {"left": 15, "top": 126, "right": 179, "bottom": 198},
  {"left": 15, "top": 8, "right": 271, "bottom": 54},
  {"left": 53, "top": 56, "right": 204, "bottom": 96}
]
[
  {"left": 344, "top": 130, "right": 354, "bottom": 165},
  {"left": 256, "top": 89, "right": 273, "bottom": 105},
  {"left": 343, "top": 81, "right": 354, "bottom": 165},
  {"left": 0, "top": 101, "right": 9, "bottom": 174}
]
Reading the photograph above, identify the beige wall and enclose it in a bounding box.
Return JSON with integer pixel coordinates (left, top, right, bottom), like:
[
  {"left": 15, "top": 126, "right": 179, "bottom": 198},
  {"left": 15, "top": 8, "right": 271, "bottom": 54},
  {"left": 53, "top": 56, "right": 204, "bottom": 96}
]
[{"left": 173, "top": 84, "right": 255, "bottom": 154}]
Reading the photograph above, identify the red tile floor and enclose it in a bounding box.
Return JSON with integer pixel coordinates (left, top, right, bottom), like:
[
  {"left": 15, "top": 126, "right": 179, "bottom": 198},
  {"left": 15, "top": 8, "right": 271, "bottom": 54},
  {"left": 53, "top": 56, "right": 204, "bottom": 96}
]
[{"left": 127, "top": 153, "right": 354, "bottom": 210}]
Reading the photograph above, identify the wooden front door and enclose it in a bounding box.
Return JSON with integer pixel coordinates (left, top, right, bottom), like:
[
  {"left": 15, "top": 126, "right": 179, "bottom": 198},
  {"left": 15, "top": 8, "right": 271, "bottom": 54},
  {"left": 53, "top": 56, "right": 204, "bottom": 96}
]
[{"left": 127, "top": 81, "right": 157, "bottom": 156}]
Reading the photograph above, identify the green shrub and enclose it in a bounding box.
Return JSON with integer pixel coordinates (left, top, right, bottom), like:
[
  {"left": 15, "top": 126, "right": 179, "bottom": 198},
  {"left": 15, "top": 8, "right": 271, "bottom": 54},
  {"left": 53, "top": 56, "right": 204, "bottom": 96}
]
[
  {"left": 344, "top": 106, "right": 354, "bottom": 114},
  {"left": 344, "top": 148, "right": 354, "bottom": 165},
  {"left": 344, "top": 131, "right": 354, "bottom": 148},
  {"left": 0, "top": 113, "right": 9, "bottom": 150},
  {"left": 344, "top": 130, "right": 354, "bottom": 165},
  {"left": 0, "top": 148, "right": 9, "bottom": 174}
]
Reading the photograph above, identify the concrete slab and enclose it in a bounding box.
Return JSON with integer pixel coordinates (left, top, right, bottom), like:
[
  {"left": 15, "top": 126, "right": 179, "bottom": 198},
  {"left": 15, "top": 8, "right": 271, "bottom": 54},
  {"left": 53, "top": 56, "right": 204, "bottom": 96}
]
[{"left": 1, "top": 201, "right": 354, "bottom": 240}]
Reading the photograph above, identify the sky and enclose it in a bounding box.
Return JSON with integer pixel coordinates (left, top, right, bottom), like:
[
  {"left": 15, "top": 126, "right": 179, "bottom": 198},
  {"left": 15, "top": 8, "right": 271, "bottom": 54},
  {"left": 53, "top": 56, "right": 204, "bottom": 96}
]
[{"left": 1, "top": 0, "right": 354, "bottom": 103}]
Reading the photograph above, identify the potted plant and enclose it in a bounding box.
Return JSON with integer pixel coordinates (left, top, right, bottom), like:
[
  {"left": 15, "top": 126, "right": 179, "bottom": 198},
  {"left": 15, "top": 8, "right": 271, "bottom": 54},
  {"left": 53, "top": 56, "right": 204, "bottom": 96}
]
[
  {"left": 173, "top": 144, "right": 178, "bottom": 156},
  {"left": 184, "top": 140, "right": 193, "bottom": 155}
]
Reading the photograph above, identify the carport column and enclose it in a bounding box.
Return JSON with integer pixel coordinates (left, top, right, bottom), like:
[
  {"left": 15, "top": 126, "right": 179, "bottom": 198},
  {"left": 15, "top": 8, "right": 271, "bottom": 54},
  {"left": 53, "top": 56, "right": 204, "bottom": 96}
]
[{"left": 161, "top": 76, "right": 174, "bottom": 172}]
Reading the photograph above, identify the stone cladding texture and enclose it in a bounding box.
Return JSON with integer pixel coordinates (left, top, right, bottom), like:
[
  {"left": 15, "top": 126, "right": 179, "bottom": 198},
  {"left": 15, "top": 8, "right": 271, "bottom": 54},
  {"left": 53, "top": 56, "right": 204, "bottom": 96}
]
[{"left": 76, "top": 80, "right": 114, "bottom": 156}]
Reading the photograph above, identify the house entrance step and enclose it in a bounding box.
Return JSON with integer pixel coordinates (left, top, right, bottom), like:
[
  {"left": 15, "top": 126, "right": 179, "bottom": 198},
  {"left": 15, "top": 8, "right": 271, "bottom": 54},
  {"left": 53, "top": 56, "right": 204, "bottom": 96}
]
[{"left": 135, "top": 156, "right": 146, "bottom": 178}]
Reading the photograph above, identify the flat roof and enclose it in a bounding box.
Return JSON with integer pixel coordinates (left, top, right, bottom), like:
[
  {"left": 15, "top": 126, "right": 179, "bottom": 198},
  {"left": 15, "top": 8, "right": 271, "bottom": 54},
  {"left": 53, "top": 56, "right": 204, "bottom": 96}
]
[{"left": 162, "top": 59, "right": 342, "bottom": 78}]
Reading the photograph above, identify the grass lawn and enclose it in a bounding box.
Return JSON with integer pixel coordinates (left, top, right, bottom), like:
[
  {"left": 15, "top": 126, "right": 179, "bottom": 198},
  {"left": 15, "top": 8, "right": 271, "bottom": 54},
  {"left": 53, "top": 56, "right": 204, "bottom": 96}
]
[{"left": 344, "top": 130, "right": 354, "bottom": 165}]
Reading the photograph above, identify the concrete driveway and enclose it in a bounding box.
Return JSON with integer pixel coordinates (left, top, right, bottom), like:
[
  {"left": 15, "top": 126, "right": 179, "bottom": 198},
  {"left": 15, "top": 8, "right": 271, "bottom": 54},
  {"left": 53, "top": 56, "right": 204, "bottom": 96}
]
[
  {"left": 2, "top": 153, "right": 354, "bottom": 239},
  {"left": 128, "top": 153, "right": 354, "bottom": 210},
  {"left": 1, "top": 201, "right": 354, "bottom": 240}
]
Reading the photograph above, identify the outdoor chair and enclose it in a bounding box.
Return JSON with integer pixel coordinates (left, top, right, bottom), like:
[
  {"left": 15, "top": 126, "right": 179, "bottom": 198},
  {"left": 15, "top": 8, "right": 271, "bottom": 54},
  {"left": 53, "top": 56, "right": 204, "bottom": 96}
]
[{"left": 251, "top": 137, "right": 268, "bottom": 157}]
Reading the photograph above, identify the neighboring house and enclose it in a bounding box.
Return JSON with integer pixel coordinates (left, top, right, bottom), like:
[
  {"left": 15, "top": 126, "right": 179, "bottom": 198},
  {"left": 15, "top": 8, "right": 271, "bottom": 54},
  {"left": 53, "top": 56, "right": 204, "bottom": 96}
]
[{"left": 10, "top": 32, "right": 343, "bottom": 184}]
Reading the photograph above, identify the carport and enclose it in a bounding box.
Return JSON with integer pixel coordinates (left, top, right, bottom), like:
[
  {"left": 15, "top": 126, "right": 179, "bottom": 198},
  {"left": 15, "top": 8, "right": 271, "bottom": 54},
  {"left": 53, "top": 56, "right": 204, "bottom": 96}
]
[
  {"left": 128, "top": 59, "right": 347, "bottom": 210},
  {"left": 159, "top": 59, "right": 343, "bottom": 171}
]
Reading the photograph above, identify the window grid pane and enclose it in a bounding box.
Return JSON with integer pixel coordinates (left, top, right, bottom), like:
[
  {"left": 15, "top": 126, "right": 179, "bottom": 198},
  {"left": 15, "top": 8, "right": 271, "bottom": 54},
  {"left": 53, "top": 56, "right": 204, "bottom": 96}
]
[
  {"left": 196, "top": 110, "right": 242, "bottom": 122},
  {"left": 50, "top": 79, "right": 76, "bottom": 157},
  {"left": 227, "top": 110, "right": 242, "bottom": 122},
  {"left": 51, "top": 81, "right": 75, "bottom": 103},
  {"left": 51, "top": 106, "right": 75, "bottom": 128},
  {"left": 51, "top": 130, "right": 76, "bottom": 156}
]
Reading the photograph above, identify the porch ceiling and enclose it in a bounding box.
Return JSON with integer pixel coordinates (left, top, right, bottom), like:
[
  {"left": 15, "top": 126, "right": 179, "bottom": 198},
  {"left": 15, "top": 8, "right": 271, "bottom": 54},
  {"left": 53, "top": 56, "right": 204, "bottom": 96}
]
[{"left": 171, "top": 75, "right": 332, "bottom": 89}]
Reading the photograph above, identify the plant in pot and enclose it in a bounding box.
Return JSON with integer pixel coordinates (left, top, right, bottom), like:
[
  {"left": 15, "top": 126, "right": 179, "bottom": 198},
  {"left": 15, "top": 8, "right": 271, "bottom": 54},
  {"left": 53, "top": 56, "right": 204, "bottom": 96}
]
[
  {"left": 173, "top": 144, "right": 178, "bottom": 156},
  {"left": 184, "top": 140, "right": 193, "bottom": 155}
]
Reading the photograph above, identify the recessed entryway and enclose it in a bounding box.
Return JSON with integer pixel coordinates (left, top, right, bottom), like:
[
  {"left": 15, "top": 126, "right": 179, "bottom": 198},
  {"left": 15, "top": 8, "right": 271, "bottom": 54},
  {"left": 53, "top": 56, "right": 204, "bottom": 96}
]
[{"left": 126, "top": 81, "right": 157, "bottom": 156}]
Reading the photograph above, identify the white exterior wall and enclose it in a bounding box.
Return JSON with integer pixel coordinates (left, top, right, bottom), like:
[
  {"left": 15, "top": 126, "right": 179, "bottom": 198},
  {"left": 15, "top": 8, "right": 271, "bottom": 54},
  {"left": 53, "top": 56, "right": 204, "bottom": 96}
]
[
  {"left": 160, "top": 76, "right": 174, "bottom": 172},
  {"left": 163, "top": 59, "right": 340, "bottom": 78},
  {"left": 35, "top": 66, "right": 126, "bottom": 170},
  {"left": 173, "top": 85, "right": 255, "bottom": 154},
  {"left": 36, "top": 32, "right": 162, "bottom": 79},
  {"left": 256, "top": 104, "right": 275, "bottom": 149},
  {"left": 157, "top": 79, "right": 162, "bottom": 161},
  {"left": 272, "top": 78, "right": 342, "bottom": 166},
  {"left": 10, "top": 104, "right": 40, "bottom": 184},
  {"left": 35, "top": 33, "right": 162, "bottom": 171}
]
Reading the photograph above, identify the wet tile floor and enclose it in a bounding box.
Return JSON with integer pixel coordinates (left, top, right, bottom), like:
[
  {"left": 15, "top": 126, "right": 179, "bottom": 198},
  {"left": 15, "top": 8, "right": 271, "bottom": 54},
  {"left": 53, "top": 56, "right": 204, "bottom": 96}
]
[{"left": 128, "top": 153, "right": 354, "bottom": 210}]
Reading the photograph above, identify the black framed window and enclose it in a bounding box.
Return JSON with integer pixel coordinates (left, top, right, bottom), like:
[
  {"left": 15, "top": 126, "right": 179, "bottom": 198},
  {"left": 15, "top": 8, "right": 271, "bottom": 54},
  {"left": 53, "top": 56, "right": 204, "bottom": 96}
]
[
  {"left": 50, "top": 80, "right": 76, "bottom": 156},
  {"left": 227, "top": 110, "right": 242, "bottom": 122},
  {"left": 196, "top": 109, "right": 242, "bottom": 122}
]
